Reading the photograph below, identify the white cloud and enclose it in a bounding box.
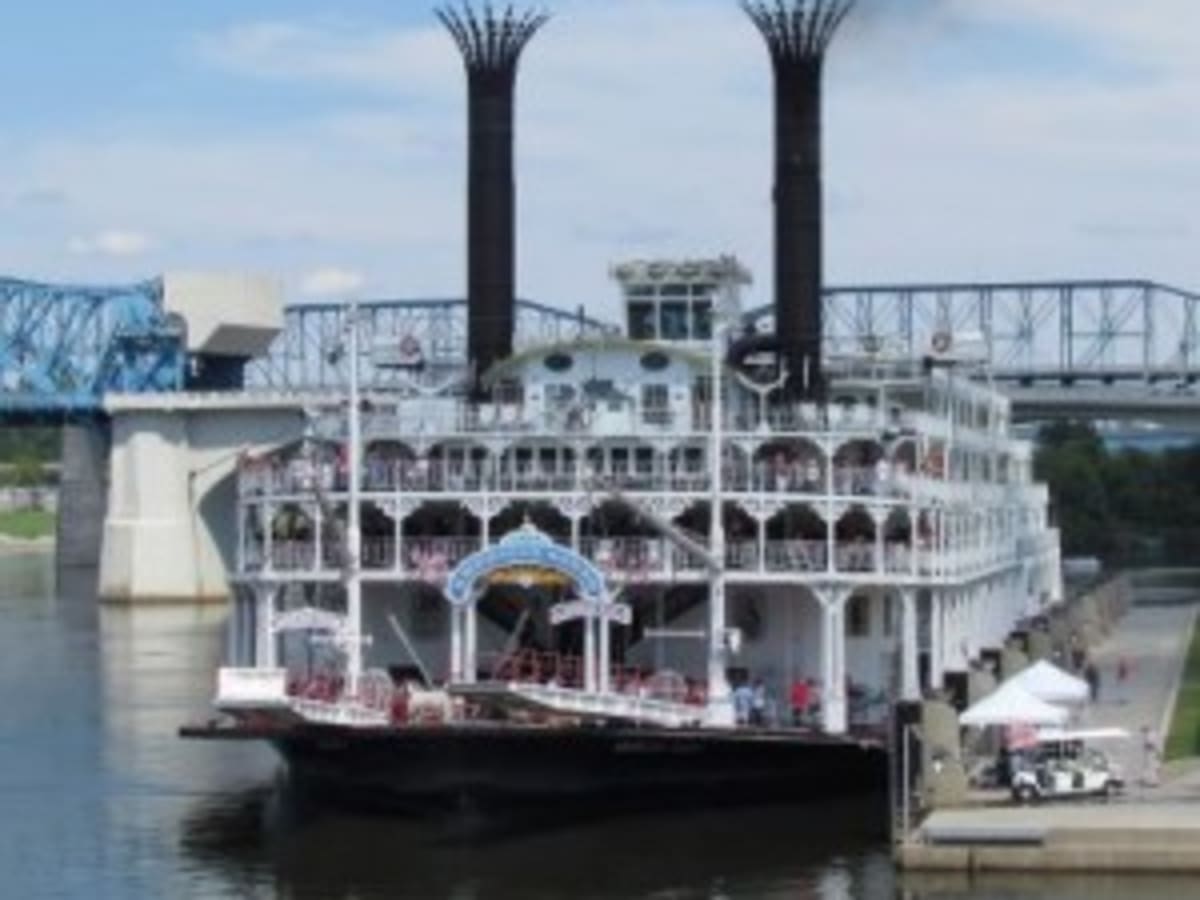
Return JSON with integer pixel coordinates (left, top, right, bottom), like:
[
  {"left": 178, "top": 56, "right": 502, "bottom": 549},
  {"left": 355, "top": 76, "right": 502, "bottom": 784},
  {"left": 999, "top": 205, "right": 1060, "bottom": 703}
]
[
  {"left": 192, "top": 19, "right": 458, "bottom": 97},
  {"left": 3, "top": 0, "right": 1198, "bottom": 313},
  {"left": 66, "top": 229, "right": 155, "bottom": 258},
  {"left": 300, "top": 267, "right": 366, "bottom": 297}
]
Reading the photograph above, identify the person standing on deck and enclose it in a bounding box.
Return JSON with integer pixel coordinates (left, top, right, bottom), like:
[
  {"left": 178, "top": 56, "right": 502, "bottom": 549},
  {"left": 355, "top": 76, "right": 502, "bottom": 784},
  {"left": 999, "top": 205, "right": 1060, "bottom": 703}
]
[
  {"left": 733, "top": 680, "right": 754, "bottom": 727},
  {"left": 750, "top": 679, "right": 767, "bottom": 727},
  {"left": 790, "top": 677, "right": 810, "bottom": 727}
]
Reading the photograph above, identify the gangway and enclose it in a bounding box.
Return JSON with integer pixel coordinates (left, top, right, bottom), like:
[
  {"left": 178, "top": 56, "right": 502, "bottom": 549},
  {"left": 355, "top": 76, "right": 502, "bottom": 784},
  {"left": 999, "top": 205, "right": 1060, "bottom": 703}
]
[{"left": 449, "top": 681, "right": 707, "bottom": 729}]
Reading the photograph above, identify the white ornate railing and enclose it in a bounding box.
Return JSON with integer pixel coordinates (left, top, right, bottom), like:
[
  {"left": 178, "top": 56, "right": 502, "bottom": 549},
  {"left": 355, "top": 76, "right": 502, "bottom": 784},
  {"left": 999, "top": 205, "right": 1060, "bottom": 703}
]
[{"left": 245, "top": 533, "right": 1038, "bottom": 580}]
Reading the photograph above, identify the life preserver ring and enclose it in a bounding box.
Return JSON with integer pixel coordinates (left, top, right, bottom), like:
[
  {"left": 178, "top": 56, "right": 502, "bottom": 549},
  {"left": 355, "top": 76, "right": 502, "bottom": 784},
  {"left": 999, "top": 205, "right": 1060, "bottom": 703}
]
[{"left": 931, "top": 332, "right": 952, "bottom": 354}]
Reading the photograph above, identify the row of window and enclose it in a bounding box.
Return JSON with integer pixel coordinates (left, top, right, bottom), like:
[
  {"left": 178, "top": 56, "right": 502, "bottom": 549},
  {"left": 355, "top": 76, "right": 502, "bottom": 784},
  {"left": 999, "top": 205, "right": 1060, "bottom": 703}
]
[{"left": 628, "top": 299, "right": 714, "bottom": 341}]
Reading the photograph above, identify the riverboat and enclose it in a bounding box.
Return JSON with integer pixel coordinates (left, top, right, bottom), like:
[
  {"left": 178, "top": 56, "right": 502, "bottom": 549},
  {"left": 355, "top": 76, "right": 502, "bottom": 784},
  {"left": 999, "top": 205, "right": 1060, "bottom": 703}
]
[{"left": 182, "top": 256, "right": 1061, "bottom": 814}]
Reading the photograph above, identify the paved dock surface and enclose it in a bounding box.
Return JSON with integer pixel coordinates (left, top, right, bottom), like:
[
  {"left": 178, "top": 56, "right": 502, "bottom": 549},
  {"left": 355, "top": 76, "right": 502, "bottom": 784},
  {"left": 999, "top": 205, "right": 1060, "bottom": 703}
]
[
  {"left": 905, "top": 587, "right": 1200, "bottom": 872},
  {"left": 1077, "top": 599, "right": 1197, "bottom": 787}
]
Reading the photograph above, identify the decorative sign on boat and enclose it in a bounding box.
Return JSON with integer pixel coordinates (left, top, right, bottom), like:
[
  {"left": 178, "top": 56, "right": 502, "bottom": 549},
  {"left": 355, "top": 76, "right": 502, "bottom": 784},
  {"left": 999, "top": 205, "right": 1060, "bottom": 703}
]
[
  {"left": 486, "top": 566, "right": 572, "bottom": 590},
  {"left": 445, "top": 525, "right": 607, "bottom": 607},
  {"left": 549, "top": 599, "right": 632, "bottom": 627}
]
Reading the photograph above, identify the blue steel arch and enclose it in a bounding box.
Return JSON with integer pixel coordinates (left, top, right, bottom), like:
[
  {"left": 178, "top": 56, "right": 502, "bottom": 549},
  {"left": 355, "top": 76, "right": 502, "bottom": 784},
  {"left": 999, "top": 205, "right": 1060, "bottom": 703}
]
[
  {"left": 445, "top": 525, "right": 606, "bottom": 607},
  {"left": 0, "top": 277, "right": 184, "bottom": 420}
]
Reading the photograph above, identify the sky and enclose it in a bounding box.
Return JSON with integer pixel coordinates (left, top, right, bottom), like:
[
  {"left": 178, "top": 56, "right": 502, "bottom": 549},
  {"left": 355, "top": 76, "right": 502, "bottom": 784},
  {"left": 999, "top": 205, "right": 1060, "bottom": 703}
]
[{"left": 1, "top": 0, "right": 1198, "bottom": 322}]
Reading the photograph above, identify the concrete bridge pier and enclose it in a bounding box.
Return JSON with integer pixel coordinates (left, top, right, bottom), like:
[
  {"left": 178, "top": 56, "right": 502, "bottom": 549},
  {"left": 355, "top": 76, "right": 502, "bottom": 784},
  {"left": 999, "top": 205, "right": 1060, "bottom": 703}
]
[
  {"left": 99, "top": 399, "right": 304, "bottom": 603},
  {"left": 56, "top": 423, "right": 110, "bottom": 568}
]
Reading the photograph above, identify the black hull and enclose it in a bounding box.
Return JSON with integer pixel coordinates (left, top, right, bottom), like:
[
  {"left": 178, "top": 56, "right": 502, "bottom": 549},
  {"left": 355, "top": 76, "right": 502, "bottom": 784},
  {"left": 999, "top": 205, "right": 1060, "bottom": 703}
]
[{"left": 207, "top": 723, "right": 889, "bottom": 817}]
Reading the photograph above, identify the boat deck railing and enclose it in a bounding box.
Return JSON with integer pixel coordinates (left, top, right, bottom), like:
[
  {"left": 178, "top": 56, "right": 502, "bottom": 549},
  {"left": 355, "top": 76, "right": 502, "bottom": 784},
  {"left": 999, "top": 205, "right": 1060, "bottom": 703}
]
[{"left": 244, "top": 534, "right": 1007, "bottom": 580}]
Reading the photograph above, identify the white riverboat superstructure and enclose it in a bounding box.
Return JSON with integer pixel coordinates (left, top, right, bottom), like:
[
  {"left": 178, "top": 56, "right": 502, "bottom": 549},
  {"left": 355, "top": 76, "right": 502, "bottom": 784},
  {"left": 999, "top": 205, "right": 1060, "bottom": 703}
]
[{"left": 216, "top": 257, "right": 1063, "bottom": 738}]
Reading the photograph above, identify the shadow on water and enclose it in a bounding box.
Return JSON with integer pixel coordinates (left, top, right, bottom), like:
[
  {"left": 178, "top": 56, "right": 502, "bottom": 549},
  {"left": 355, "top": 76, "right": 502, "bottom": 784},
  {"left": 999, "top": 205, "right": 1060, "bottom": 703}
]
[{"left": 179, "top": 785, "right": 894, "bottom": 900}]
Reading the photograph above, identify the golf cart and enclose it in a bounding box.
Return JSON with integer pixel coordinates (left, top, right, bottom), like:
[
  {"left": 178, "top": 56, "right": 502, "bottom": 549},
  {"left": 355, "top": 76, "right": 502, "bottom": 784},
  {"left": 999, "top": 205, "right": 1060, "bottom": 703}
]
[{"left": 1010, "top": 727, "right": 1127, "bottom": 803}]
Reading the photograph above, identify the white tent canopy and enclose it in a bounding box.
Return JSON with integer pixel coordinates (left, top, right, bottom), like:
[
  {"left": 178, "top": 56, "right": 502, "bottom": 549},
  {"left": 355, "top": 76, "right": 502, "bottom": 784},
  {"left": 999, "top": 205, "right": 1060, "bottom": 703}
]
[
  {"left": 959, "top": 681, "right": 1070, "bottom": 728},
  {"left": 1006, "top": 660, "right": 1090, "bottom": 705}
]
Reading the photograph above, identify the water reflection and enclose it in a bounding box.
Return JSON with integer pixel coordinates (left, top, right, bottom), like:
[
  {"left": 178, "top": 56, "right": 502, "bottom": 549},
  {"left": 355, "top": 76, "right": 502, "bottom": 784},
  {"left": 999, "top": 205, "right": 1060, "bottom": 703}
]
[
  {"left": 180, "top": 790, "right": 892, "bottom": 900},
  {"left": 4, "top": 554, "right": 1200, "bottom": 898},
  {"left": 98, "top": 601, "right": 272, "bottom": 795}
]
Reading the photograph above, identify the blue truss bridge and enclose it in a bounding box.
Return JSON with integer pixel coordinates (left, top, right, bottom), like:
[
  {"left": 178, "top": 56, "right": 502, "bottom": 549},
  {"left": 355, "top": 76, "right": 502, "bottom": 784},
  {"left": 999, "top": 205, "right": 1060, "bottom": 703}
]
[
  {"left": 0, "top": 277, "right": 184, "bottom": 421},
  {"left": 3, "top": 274, "right": 1200, "bottom": 421}
]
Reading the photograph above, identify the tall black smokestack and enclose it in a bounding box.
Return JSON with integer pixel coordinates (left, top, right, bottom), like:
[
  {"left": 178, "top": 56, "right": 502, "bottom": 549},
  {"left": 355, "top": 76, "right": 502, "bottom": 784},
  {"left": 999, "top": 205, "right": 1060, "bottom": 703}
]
[
  {"left": 437, "top": 3, "right": 548, "bottom": 387},
  {"left": 742, "top": 0, "right": 854, "bottom": 399}
]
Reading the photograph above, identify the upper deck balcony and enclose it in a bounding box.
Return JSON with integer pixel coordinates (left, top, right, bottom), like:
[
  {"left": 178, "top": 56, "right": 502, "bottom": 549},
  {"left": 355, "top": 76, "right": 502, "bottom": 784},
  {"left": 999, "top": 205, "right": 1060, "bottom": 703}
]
[
  {"left": 242, "top": 528, "right": 1028, "bottom": 584},
  {"left": 239, "top": 455, "right": 919, "bottom": 504}
]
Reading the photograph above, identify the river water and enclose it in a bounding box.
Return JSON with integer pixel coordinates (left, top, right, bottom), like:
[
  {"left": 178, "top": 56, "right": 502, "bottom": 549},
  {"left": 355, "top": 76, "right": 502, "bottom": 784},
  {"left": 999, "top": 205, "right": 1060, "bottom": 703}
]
[{"left": 3, "top": 551, "right": 1199, "bottom": 899}]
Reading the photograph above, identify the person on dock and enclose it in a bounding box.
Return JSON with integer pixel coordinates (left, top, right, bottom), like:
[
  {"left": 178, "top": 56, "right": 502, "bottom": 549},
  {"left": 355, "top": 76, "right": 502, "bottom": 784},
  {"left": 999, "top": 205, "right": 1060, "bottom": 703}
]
[
  {"left": 1084, "top": 660, "right": 1100, "bottom": 703},
  {"left": 1069, "top": 632, "right": 1086, "bottom": 672},
  {"left": 1141, "top": 725, "right": 1161, "bottom": 787},
  {"left": 1117, "top": 655, "right": 1133, "bottom": 704}
]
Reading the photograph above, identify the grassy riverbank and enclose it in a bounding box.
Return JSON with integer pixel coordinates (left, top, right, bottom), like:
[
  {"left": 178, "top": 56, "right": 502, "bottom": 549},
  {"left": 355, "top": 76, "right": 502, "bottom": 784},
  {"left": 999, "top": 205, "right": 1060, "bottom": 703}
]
[
  {"left": 1167, "top": 616, "right": 1200, "bottom": 760},
  {"left": 0, "top": 509, "right": 55, "bottom": 541}
]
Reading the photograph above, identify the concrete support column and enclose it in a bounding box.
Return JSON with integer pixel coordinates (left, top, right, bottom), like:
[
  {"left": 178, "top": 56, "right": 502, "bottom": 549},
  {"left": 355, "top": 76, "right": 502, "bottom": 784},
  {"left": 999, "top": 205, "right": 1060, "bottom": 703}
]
[
  {"left": 976, "top": 581, "right": 987, "bottom": 646},
  {"left": 950, "top": 590, "right": 963, "bottom": 668},
  {"left": 900, "top": 588, "right": 919, "bottom": 701},
  {"left": 819, "top": 589, "right": 848, "bottom": 735},
  {"left": 240, "top": 590, "right": 254, "bottom": 665},
  {"left": 100, "top": 413, "right": 201, "bottom": 600},
  {"left": 957, "top": 591, "right": 971, "bottom": 668},
  {"left": 226, "top": 589, "right": 240, "bottom": 665},
  {"left": 99, "top": 405, "right": 304, "bottom": 602},
  {"left": 235, "top": 499, "right": 246, "bottom": 573},
  {"left": 255, "top": 584, "right": 276, "bottom": 668},
  {"left": 450, "top": 606, "right": 464, "bottom": 682},
  {"left": 989, "top": 581, "right": 1000, "bottom": 647},
  {"left": 57, "top": 423, "right": 110, "bottom": 568},
  {"left": 392, "top": 507, "right": 402, "bottom": 574},
  {"left": 464, "top": 602, "right": 478, "bottom": 684},
  {"left": 707, "top": 570, "right": 732, "bottom": 723},
  {"left": 825, "top": 506, "right": 836, "bottom": 574},
  {"left": 757, "top": 517, "right": 766, "bottom": 573},
  {"left": 244, "top": 591, "right": 257, "bottom": 666},
  {"left": 312, "top": 503, "right": 323, "bottom": 573},
  {"left": 263, "top": 503, "right": 274, "bottom": 572},
  {"left": 965, "top": 589, "right": 978, "bottom": 663},
  {"left": 598, "top": 613, "right": 611, "bottom": 694},
  {"left": 947, "top": 592, "right": 963, "bottom": 672},
  {"left": 964, "top": 591, "right": 975, "bottom": 664},
  {"left": 995, "top": 579, "right": 1009, "bottom": 646},
  {"left": 971, "top": 584, "right": 985, "bottom": 658},
  {"left": 584, "top": 614, "right": 597, "bottom": 693},
  {"left": 873, "top": 508, "right": 886, "bottom": 576},
  {"left": 929, "top": 589, "right": 945, "bottom": 690},
  {"left": 935, "top": 509, "right": 946, "bottom": 578}
]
